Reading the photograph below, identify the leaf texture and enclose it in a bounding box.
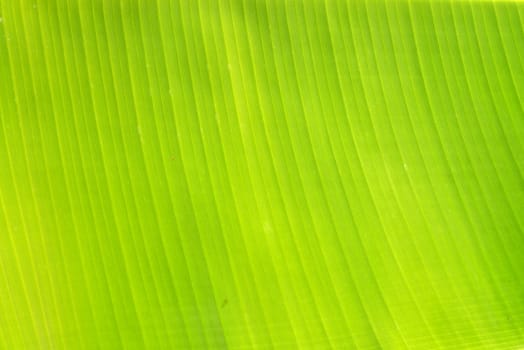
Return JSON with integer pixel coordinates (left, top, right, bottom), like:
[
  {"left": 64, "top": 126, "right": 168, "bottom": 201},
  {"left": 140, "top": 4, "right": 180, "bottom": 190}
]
[{"left": 0, "top": 0, "right": 523, "bottom": 349}]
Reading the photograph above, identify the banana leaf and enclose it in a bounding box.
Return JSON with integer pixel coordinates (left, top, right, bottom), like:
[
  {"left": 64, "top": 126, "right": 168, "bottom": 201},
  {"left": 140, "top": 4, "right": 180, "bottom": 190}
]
[{"left": 0, "top": 0, "right": 523, "bottom": 348}]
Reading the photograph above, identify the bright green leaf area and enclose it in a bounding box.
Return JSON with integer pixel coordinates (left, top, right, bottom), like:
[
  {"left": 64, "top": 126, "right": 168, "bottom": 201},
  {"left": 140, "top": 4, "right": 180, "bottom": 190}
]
[{"left": 0, "top": 0, "right": 523, "bottom": 349}]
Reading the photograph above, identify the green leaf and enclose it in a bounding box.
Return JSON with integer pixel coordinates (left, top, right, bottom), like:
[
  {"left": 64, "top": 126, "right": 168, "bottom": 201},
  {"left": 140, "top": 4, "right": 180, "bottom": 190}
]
[{"left": 0, "top": 0, "right": 523, "bottom": 348}]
